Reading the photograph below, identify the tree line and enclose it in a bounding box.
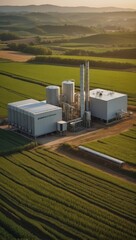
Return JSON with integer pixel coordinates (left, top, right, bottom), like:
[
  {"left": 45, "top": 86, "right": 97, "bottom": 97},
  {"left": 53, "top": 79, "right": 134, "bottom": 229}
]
[
  {"left": 0, "top": 32, "right": 19, "bottom": 41},
  {"left": 28, "top": 56, "right": 135, "bottom": 69}
]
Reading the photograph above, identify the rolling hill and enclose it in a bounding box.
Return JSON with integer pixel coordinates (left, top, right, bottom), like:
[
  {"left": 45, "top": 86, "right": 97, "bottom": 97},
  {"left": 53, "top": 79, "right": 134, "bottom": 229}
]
[
  {"left": 0, "top": 11, "right": 135, "bottom": 33},
  {"left": 0, "top": 5, "right": 134, "bottom": 13}
]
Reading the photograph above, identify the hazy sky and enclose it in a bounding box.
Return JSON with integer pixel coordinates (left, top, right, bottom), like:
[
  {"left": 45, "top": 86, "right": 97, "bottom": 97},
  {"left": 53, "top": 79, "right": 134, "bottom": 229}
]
[{"left": 0, "top": 0, "right": 136, "bottom": 9}]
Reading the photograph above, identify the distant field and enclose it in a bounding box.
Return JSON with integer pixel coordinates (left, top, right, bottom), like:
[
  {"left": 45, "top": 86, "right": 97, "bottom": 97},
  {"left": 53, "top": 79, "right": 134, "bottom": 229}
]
[
  {"left": 0, "top": 62, "right": 136, "bottom": 116},
  {"left": 0, "top": 129, "right": 34, "bottom": 155},
  {"left": 0, "top": 50, "right": 34, "bottom": 62},
  {"left": 83, "top": 126, "right": 136, "bottom": 165},
  {"left": 52, "top": 44, "right": 136, "bottom": 60},
  {"left": 71, "top": 32, "right": 136, "bottom": 45},
  {"left": 51, "top": 54, "right": 136, "bottom": 66},
  {"left": 60, "top": 43, "right": 135, "bottom": 52},
  {"left": 0, "top": 147, "right": 135, "bottom": 239}
]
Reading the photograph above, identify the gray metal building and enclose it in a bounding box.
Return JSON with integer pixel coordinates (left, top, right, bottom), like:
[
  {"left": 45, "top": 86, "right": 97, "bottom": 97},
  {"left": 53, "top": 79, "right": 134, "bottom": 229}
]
[
  {"left": 89, "top": 89, "right": 127, "bottom": 122},
  {"left": 8, "top": 99, "right": 62, "bottom": 137}
]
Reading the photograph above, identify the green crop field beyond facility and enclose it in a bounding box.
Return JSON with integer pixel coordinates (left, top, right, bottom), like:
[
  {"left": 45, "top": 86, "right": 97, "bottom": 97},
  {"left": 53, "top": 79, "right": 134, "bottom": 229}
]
[
  {"left": 0, "top": 62, "right": 136, "bottom": 116},
  {"left": 0, "top": 148, "right": 136, "bottom": 240},
  {"left": 83, "top": 127, "right": 136, "bottom": 165}
]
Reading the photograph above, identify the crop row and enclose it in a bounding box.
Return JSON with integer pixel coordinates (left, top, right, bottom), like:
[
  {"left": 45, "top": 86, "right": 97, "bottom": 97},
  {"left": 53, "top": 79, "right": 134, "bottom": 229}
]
[
  {"left": 0, "top": 129, "right": 34, "bottom": 155},
  {"left": 0, "top": 148, "right": 136, "bottom": 239},
  {"left": 121, "top": 127, "right": 136, "bottom": 139}
]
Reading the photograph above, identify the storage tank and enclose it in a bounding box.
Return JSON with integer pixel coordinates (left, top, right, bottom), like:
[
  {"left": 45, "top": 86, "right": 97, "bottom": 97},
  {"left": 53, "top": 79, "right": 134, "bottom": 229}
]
[
  {"left": 62, "top": 80, "right": 75, "bottom": 104},
  {"left": 46, "top": 86, "right": 60, "bottom": 106},
  {"left": 57, "top": 120, "right": 67, "bottom": 132}
]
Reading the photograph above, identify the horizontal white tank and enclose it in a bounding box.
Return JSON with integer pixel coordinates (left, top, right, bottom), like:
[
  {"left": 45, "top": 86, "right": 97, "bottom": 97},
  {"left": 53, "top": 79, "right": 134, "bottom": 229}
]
[
  {"left": 46, "top": 86, "right": 60, "bottom": 106},
  {"left": 62, "top": 80, "right": 75, "bottom": 104}
]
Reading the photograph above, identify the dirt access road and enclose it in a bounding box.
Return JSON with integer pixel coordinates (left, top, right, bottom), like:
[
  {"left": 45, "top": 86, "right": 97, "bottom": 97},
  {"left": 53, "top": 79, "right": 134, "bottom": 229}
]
[
  {"left": 37, "top": 114, "right": 136, "bottom": 183},
  {"left": 37, "top": 113, "right": 136, "bottom": 149}
]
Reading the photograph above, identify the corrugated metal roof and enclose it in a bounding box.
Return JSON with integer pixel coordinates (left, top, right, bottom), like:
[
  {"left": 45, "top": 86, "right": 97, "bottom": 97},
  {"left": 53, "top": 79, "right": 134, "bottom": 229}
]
[
  {"left": 24, "top": 103, "right": 62, "bottom": 115},
  {"left": 19, "top": 102, "right": 45, "bottom": 110},
  {"left": 90, "top": 89, "right": 127, "bottom": 101},
  {"left": 8, "top": 99, "right": 39, "bottom": 107},
  {"left": 8, "top": 99, "right": 62, "bottom": 115}
]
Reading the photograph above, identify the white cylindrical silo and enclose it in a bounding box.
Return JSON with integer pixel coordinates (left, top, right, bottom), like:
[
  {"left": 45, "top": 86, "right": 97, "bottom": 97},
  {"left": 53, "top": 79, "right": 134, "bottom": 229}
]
[
  {"left": 62, "top": 80, "right": 75, "bottom": 104},
  {"left": 46, "top": 86, "right": 60, "bottom": 106}
]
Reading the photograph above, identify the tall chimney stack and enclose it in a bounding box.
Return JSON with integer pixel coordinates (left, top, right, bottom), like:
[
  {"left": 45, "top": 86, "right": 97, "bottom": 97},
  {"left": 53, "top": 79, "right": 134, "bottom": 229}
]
[
  {"left": 80, "top": 64, "right": 85, "bottom": 118},
  {"left": 85, "top": 61, "right": 90, "bottom": 111}
]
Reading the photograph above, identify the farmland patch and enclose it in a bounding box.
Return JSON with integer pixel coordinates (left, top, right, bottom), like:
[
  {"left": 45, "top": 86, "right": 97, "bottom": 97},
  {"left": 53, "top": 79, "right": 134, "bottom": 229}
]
[
  {"left": 0, "top": 129, "right": 35, "bottom": 155},
  {"left": 83, "top": 127, "right": 136, "bottom": 165},
  {"left": 0, "top": 148, "right": 136, "bottom": 239},
  {"left": 0, "top": 50, "right": 34, "bottom": 62}
]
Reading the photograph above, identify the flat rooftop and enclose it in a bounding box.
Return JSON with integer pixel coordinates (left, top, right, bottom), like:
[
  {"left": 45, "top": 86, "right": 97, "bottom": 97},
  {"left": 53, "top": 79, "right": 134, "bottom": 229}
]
[
  {"left": 8, "top": 99, "right": 62, "bottom": 115},
  {"left": 24, "top": 103, "right": 62, "bottom": 115},
  {"left": 90, "top": 89, "right": 127, "bottom": 101},
  {"left": 8, "top": 99, "right": 39, "bottom": 107}
]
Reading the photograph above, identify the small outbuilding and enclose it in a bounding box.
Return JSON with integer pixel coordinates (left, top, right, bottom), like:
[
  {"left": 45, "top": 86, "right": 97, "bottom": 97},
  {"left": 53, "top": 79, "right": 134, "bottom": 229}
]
[
  {"left": 8, "top": 99, "right": 62, "bottom": 137},
  {"left": 89, "top": 89, "right": 127, "bottom": 123}
]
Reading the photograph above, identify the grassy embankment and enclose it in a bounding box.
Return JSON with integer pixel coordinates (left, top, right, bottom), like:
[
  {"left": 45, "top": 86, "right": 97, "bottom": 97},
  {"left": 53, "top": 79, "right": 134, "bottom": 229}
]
[
  {"left": 0, "top": 147, "right": 136, "bottom": 240},
  {"left": 83, "top": 126, "right": 136, "bottom": 165},
  {"left": 0, "top": 62, "right": 136, "bottom": 117}
]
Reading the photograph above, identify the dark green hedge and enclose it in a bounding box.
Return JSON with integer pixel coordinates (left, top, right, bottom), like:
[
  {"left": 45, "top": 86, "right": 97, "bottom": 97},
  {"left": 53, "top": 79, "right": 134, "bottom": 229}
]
[{"left": 28, "top": 55, "right": 135, "bottom": 69}]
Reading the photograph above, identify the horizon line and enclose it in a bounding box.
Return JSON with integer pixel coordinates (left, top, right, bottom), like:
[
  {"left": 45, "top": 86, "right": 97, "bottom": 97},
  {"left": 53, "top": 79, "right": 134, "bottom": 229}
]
[{"left": 0, "top": 4, "right": 135, "bottom": 9}]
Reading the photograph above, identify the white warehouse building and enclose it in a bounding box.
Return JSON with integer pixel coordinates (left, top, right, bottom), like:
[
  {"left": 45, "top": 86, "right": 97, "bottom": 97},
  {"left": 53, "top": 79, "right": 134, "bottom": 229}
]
[
  {"left": 8, "top": 99, "right": 62, "bottom": 137},
  {"left": 89, "top": 89, "right": 127, "bottom": 123}
]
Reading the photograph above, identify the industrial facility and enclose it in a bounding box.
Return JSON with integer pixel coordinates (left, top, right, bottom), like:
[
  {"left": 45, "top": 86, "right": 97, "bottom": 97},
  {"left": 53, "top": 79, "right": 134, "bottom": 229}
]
[{"left": 8, "top": 62, "right": 128, "bottom": 137}]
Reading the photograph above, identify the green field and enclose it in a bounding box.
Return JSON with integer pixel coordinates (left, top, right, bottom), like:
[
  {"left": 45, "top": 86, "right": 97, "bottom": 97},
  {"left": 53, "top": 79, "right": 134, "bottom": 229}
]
[
  {"left": 0, "top": 72, "right": 45, "bottom": 117},
  {"left": 0, "top": 62, "right": 136, "bottom": 117},
  {"left": 83, "top": 127, "right": 136, "bottom": 165},
  {"left": 51, "top": 54, "right": 136, "bottom": 66},
  {"left": 71, "top": 32, "right": 136, "bottom": 46},
  {"left": 59, "top": 43, "right": 135, "bottom": 52},
  {"left": 0, "top": 147, "right": 136, "bottom": 240},
  {"left": 0, "top": 129, "right": 34, "bottom": 155}
]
